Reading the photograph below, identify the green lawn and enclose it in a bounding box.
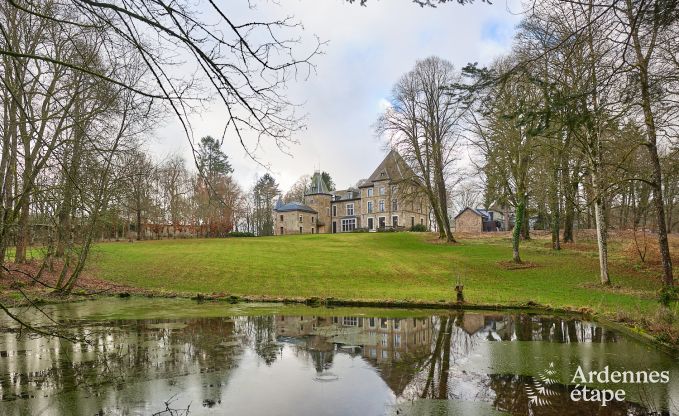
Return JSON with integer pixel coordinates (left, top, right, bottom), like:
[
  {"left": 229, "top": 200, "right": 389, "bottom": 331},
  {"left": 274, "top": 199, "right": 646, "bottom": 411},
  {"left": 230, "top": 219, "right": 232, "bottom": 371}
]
[{"left": 90, "top": 232, "right": 667, "bottom": 317}]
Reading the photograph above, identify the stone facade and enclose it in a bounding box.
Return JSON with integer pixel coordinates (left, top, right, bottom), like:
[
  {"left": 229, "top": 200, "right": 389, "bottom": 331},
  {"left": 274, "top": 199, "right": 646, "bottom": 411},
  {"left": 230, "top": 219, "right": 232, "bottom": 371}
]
[
  {"left": 274, "top": 150, "right": 431, "bottom": 235},
  {"left": 454, "top": 208, "right": 483, "bottom": 233}
]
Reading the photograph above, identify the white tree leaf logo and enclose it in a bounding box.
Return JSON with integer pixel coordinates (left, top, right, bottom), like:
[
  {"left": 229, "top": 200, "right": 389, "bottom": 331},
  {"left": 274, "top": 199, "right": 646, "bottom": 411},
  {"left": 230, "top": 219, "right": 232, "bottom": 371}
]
[{"left": 525, "top": 362, "right": 559, "bottom": 407}]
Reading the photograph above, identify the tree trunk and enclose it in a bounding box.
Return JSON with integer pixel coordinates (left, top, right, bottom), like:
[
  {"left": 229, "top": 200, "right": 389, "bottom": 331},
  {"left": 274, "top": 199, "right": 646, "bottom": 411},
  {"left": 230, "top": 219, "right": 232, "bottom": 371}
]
[
  {"left": 592, "top": 170, "right": 610, "bottom": 285},
  {"left": 512, "top": 198, "right": 525, "bottom": 264},
  {"left": 626, "top": 0, "right": 673, "bottom": 286},
  {"left": 550, "top": 165, "right": 560, "bottom": 250}
]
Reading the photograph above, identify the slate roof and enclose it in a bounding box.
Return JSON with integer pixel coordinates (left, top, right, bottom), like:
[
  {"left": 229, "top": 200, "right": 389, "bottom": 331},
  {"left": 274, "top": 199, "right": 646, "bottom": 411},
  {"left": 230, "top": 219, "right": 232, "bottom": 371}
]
[
  {"left": 307, "top": 171, "right": 331, "bottom": 195},
  {"left": 359, "top": 150, "right": 413, "bottom": 187},
  {"left": 274, "top": 201, "right": 317, "bottom": 214},
  {"left": 455, "top": 207, "right": 490, "bottom": 221}
]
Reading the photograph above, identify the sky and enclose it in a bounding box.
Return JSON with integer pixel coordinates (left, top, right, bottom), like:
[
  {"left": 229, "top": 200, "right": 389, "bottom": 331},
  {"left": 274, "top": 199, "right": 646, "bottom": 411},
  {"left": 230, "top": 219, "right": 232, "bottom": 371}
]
[{"left": 150, "top": 0, "right": 523, "bottom": 192}]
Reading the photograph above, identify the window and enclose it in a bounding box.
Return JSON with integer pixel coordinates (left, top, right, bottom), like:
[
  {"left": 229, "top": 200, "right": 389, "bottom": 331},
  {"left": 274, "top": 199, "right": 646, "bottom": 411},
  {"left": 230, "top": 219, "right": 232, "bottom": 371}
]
[
  {"left": 343, "top": 317, "right": 358, "bottom": 326},
  {"left": 367, "top": 188, "right": 373, "bottom": 197},
  {"left": 341, "top": 218, "right": 356, "bottom": 232},
  {"left": 369, "top": 317, "right": 376, "bottom": 328},
  {"left": 421, "top": 218, "right": 424, "bottom": 225},
  {"left": 299, "top": 227, "right": 303, "bottom": 234},
  {"left": 381, "top": 333, "right": 389, "bottom": 346},
  {"left": 379, "top": 200, "right": 385, "bottom": 212},
  {"left": 379, "top": 217, "right": 386, "bottom": 228},
  {"left": 380, "top": 318, "right": 388, "bottom": 329},
  {"left": 379, "top": 187, "right": 385, "bottom": 195},
  {"left": 312, "top": 228, "right": 315, "bottom": 234},
  {"left": 393, "top": 319, "right": 400, "bottom": 330},
  {"left": 391, "top": 185, "right": 397, "bottom": 194},
  {"left": 411, "top": 217, "right": 415, "bottom": 227},
  {"left": 280, "top": 227, "right": 284, "bottom": 235},
  {"left": 367, "top": 218, "right": 374, "bottom": 230},
  {"left": 392, "top": 216, "right": 398, "bottom": 227},
  {"left": 346, "top": 203, "right": 354, "bottom": 216},
  {"left": 280, "top": 215, "right": 284, "bottom": 221},
  {"left": 367, "top": 201, "right": 373, "bottom": 213},
  {"left": 392, "top": 199, "right": 398, "bottom": 211},
  {"left": 381, "top": 350, "right": 388, "bottom": 359},
  {"left": 394, "top": 334, "right": 401, "bottom": 347},
  {"left": 299, "top": 215, "right": 303, "bottom": 222},
  {"left": 332, "top": 205, "right": 337, "bottom": 216}
]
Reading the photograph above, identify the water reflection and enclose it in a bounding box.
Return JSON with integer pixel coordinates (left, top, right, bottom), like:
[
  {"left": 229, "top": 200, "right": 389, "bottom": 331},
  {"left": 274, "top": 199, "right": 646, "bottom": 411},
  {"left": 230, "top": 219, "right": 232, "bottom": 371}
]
[{"left": 0, "top": 304, "right": 677, "bottom": 415}]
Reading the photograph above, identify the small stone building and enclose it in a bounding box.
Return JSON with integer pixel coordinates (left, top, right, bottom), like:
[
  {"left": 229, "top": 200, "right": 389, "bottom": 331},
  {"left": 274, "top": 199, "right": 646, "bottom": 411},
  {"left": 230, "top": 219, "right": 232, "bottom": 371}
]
[
  {"left": 274, "top": 201, "right": 319, "bottom": 235},
  {"left": 454, "top": 207, "right": 503, "bottom": 233}
]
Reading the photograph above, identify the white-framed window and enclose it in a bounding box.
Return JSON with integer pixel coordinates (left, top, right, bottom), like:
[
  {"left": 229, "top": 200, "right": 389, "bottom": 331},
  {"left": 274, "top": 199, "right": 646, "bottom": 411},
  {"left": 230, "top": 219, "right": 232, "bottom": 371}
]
[
  {"left": 379, "top": 200, "right": 385, "bottom": 212},
  {"left": 367, "top": 188, "right": 373, "bottom": 197},
  {"left": 381, "top": 350, "right": 388, "bottom": 359},
  {"left": 380, "top": 318, "right": 388, "bottom": 329},
  {"left": 392, "top": 216, "right": 398, "bottom": 227},
  {"left": 369, "top": 317, "right": 376, "bottom": 328},
  {"left": 299, "top": 215, "right": 303, "bottom": 222},
  {"left": 341, "top": 218, "right": 356, "bottom": 232},
  {"left": 394, "top": 334, "right": 401, "bottom": 347},
  {"left": 393, "top": 319, "right": 400, "bottom": 330},
  {"left": 379, "top": 217, "right": 386, "bottom": 228},
  {"left": 346, "top": 203, "right": 354, "bottom": 216},
  {"left": 367, "top": 217, "right": 374, "bottom": 230},
  {"left": 392, "top": 199, "right": 398, "bottom": 211},
  {"left": 343, "top": 317, "right": 358, "bottom": 326},
  {"left": 379, "top": 187, "right": 385, "bottom": 195},
  {"left": 367, "top": 201, "right": 373, "bottom": 213},
  {"left": 381, "top": 333, "right": 389, "bottom": 346}
]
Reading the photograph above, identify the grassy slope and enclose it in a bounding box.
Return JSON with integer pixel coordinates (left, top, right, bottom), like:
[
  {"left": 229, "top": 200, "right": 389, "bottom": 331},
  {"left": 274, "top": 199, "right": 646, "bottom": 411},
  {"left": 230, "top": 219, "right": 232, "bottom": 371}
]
[{"left": 90, "top": 232, "right": 666, "bottom": 316}]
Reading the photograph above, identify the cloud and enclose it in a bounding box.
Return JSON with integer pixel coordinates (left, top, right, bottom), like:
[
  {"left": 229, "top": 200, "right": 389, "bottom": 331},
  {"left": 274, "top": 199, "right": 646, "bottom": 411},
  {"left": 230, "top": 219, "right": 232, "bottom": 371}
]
[{"left": 151, "top": 0, "right": 522, "bottom": 192}]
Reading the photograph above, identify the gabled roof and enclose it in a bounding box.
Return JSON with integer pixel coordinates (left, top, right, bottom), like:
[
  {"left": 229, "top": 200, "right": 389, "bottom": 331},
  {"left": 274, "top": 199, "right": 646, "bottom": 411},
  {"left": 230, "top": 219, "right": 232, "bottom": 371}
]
[
  {"left": 274, "top": 201, "right": 317, "bottom": 214},
  {"left": 360, "top": 150, "right": 414, "bottom": 187},
  {"left": 307, "top": 171, "right": 331, "bottom": 195},
  {"left": 455, "top": 207, "right": 489, "bottom": 221}
]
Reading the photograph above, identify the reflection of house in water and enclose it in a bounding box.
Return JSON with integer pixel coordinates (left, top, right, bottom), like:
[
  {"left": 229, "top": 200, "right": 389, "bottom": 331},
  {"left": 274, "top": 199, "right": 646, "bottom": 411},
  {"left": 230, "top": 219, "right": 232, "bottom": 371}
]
[{"left": 274, "top": 315, "right": 433, "bottom": 394}]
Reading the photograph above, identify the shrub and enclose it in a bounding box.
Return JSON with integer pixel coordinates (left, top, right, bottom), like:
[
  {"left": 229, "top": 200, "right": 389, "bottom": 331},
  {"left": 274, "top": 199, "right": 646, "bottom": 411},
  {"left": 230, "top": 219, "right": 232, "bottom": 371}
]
[
  {"left": 410, "top": 224, "right": 428, "bottom": 232},
  {"left": 227, "top": 231, "right": 255, "bottom": 238}
]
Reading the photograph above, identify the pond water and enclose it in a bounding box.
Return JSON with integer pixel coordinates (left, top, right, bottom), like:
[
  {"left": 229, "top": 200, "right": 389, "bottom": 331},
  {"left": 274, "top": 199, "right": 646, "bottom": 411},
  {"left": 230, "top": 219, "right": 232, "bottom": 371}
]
[{"left": 0, "top": 298, "right": 677, "bottom": 415}]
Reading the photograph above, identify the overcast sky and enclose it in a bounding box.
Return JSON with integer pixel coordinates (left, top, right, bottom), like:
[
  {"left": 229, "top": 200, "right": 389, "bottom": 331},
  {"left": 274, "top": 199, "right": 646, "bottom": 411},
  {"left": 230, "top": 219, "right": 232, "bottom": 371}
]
[{"left": 150, "top": 0, "right": 523, "bottom": 192}]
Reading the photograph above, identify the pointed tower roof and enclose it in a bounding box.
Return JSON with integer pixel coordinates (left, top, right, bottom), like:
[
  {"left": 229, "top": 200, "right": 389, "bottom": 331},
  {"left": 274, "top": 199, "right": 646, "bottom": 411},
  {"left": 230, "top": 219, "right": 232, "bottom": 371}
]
[
  {"left": 307, "top": 171, "right": 331, "bottom": 195},
  {"left": 360, "top": 150, "right": 413, "bottom": 187}
]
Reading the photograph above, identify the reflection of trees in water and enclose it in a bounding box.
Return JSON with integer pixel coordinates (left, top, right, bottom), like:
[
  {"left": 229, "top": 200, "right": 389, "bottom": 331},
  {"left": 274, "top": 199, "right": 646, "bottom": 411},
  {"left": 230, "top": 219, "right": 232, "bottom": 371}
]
[
  {"left": 496, "top": 315, "right": 618, "bottom": 343},
  {"left": 238, "top": 316, "right": 282, "bottom": 365},
  {"left": 0, "top": 317, "right": 240, "bottom": 407},
  {"left": 400, "top": 313, "right": 627, "bottom": 403},
  {"left": 488, "top": 374, "right": 653, "bottom": 416}
]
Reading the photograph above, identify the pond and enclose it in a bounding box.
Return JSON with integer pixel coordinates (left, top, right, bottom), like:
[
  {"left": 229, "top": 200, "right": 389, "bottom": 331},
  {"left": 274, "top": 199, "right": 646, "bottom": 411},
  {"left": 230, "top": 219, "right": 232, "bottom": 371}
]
[{"left": 0, "top": 298, "right": 677, "bottom": 415}]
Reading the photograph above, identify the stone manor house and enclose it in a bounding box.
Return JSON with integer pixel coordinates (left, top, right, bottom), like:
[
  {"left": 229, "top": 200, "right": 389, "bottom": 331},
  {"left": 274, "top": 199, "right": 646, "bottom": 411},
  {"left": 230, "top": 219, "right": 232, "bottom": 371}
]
[{"left": 274, "top": 150, "right": 430, "bottom": 235}]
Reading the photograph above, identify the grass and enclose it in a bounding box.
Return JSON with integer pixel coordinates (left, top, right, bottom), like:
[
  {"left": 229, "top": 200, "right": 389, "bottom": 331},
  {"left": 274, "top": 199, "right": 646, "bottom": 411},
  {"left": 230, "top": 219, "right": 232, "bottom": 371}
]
[{"left": 88, "top": 231, "right": 673, "bottom": 318}]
